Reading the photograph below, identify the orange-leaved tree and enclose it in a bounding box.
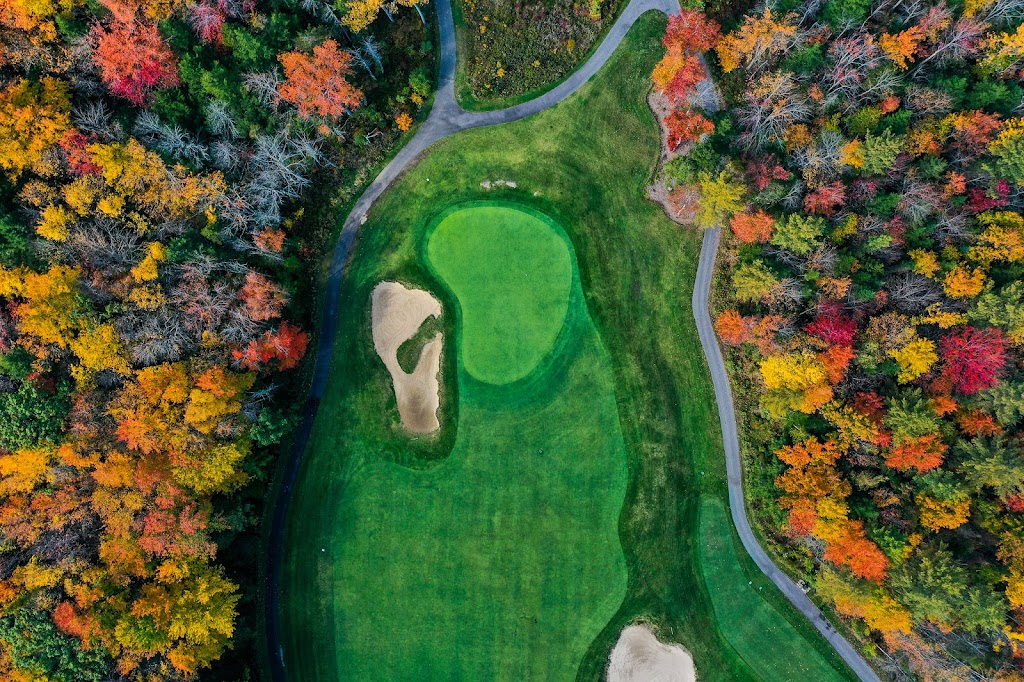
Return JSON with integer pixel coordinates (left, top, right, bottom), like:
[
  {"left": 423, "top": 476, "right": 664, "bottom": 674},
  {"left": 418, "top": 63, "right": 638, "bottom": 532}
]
[
  {"left": 91, "top": 20, "right": 180, "bottom": 105},
  {"left": 278, "top": 39, "right": 363, "bottom": 120}
]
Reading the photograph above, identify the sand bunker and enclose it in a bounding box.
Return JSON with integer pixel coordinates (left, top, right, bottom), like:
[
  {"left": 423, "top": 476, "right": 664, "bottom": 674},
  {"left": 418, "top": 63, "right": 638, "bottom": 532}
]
[
  {"left": 608, "top": 624, "right": 697, "bottom": 682},
  {"left": 371, "top": 281, "right": 443, "bottom": 434}
]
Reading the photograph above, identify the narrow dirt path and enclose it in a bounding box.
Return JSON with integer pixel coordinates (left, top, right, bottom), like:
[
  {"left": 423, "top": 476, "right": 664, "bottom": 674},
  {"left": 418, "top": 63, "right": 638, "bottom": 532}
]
[{"left": 263, "top": 1, "right": 880, "bottom": 679}]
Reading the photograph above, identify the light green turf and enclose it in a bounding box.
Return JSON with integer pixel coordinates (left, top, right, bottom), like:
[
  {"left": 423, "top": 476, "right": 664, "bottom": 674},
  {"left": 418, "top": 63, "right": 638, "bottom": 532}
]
[
  {"left": 279, "top": 14, "right": 859, "bottom": 682},
  {"left": 426, "top": 204, "right": 572, "bottom": 385},
  {"left": 700, "top": 500, "right": 845, "bottom": 681}
]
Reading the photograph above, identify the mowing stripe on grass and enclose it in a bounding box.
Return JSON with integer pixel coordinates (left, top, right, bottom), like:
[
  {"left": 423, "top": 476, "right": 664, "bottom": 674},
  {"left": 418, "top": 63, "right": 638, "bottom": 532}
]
[
  {"left": 283, "top": 201, "right": 629, "bottom": 680},
  {"left": 699, "top": 499, "right": 846, "bottom": 682}
]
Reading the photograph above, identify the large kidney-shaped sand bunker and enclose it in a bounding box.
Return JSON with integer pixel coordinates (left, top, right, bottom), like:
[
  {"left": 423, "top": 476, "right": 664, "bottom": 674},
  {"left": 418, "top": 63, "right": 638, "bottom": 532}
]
[
  {"left": 608, "top": 625, "right": 697, "bottom": 682},
  {"left": 371, "top": 281, "right": 442, "bottom": 433}
]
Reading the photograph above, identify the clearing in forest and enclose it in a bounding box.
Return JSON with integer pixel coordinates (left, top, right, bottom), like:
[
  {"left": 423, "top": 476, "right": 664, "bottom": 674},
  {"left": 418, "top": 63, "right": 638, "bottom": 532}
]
[{"left": 280, "top": 15, "right": 858, "bottom": 682}]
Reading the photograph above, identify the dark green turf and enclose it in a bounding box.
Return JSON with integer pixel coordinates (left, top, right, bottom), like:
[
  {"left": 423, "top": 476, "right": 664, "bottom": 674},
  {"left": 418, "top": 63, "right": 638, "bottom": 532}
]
[{"left": 280, "top": 13, "right": 859, "bottom": 682}]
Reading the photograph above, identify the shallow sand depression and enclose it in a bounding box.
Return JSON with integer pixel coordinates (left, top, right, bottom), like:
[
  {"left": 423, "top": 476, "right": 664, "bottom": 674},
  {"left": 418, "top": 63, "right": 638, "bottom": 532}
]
[
  {"left": 608, "top": 624, "right": 697, "bottom": 682},
  {"left": 371, "top": 281, "right": 443, "bottom": 434}
]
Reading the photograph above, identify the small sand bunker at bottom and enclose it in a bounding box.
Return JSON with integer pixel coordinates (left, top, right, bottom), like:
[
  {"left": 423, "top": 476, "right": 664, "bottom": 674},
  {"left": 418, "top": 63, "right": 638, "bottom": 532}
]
[
  {"left": 371, "top": 281, "right": 443, "bottom": 434},
  {"left": 608, "top": 624, "right": 697, "bottom": 682}
]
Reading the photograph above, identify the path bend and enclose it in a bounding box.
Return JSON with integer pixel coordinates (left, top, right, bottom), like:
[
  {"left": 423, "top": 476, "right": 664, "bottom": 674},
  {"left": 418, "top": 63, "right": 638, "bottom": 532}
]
[
  {"left": 693, "top": 228, "right": 882, "bottom": 682},
  {"left": 263, "top": 0, "right": 880, "bottom": 679}
]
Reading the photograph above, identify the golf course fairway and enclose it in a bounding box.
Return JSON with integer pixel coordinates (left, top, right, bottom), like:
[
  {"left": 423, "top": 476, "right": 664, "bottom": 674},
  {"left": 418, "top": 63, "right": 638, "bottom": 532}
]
[
  {"left": 283, "top": 201, "right": 630, "bottom": 680},
  {"left": 279, "top": 14, "right": 858, "bottom": 682}
]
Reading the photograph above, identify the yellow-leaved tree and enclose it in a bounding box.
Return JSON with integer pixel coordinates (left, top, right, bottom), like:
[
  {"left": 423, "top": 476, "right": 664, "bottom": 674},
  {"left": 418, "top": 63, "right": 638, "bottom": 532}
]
[{"left": 0, "top": 78, "right": 70, "bottom": 178}]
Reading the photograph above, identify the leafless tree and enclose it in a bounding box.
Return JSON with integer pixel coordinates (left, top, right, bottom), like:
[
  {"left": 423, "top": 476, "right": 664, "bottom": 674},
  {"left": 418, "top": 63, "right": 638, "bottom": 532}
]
[
  {"left": 350, "top": 48, "right": 376, "bottom": 80},
  {"left": 983, "top": 0, "right": 1024, "bottom": 26},
  {"left": 134, "top": 111, "right": 209, "bottom": 166},
  {"left": 855, "top": 68, "right": 904, "bottom": 108},
  {"left": 794, "top": 129, "right": 846, "bottom": 185},
  {"left": 913, "top": 16, "right": 987, "bottom": 72},
  {"left": 118, "top": 308, "right": 196, "bottom": 366},
  {"left": 210, "top": 140, "right": 242, "bottom": 171},
  {"left": 776, "top": 277, "right": 806, "bottom": 305},
  {"left": 888, "top": 272, "right": 942, "bottom": 312},
  {"left": 67, "top": 218, "right": 145, "bottom": 275},
  {"left": 73, "top": 101, "right": 122, "bottom": 140},
  {"left": 936, "top": 211, "right": 972, "bottom": 243},
  {"left": 205, "top": 101, "right": 239, "bottom": 139},
  {"left": 905, "top": 85, "right": 954, "bottom": 116},
  {"left": 766, "top": 245, "right": 806, "bottom": 269},
  {"left": 737, "top": 72, "right": 812, "bottom": 149},
  {"left": 361, "top": 36, "right": 384, "bottom": 72},
  {"left": 806, "top": 243, "right": 839, "bottom": 273},
  {"left": 823, "top": 34, "right": 884, "bottom": 107},
  {"left": 230, "top": 131, "right": 315, "bottom": 231},
  {"left": 299, "top": 0, "right": 342, "bottom": 26},
  {"left": 898, "top": 173, "right": 940, "bottom": 225},
  {"left": 782, "top": 179, "right": 806, "bottom": 212},
  {"left": 220, "top": 306, "right": 263, "bottom": 344},
  {"left": 243, "top": 68, "right": 282, "bottom": 110},
  {"left": 169, "top": 267, "right": 235, "bottom": 337}
]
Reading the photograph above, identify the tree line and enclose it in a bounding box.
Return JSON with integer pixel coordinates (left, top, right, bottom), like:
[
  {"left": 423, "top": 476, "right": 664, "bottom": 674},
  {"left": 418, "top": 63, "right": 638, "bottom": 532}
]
[
  {"left": 653, "top": 2, "right": 1024, "bottom": 678},
  {"left": 0, "top": 0, "right": 429, "bottom": 677}
]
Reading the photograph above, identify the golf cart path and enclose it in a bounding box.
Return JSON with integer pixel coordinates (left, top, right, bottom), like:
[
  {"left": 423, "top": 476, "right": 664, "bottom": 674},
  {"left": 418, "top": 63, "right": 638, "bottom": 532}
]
[
  {"left": 264, "top": 0, "right": 881, "bottom": 679},
  {"left": 693, "top": 228, "right": 881, "bottom": 682}
]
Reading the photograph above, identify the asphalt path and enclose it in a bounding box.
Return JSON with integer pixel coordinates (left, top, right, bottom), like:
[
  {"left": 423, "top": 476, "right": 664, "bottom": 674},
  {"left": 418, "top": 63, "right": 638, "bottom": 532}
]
[
  {"left": 263, "top": 0, "right": 881, "bottom": 679},
  {"left": 693, "top": 228, "right": 882, "bottom": 682}
]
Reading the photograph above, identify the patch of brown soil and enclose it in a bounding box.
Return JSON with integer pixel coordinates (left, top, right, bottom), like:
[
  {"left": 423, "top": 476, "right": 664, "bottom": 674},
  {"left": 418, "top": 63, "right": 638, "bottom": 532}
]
[
  {"left": 371, "top": 281, "right": 443, "bottom": 434},
  {"left": 647, "top": 182, "right": 700, "bottom": 225},
  {"left": 608, "top": 624, "right": 697, "bottom": 682}
]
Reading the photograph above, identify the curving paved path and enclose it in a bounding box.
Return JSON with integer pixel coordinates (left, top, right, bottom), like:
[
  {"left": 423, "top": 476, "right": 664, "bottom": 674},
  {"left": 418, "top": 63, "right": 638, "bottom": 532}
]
[
  {"left": 263, "top": 0, "right": 879, "bottom": 679},
  {"left": 693, "top": 228, "right": 882, "bottom": 682}
]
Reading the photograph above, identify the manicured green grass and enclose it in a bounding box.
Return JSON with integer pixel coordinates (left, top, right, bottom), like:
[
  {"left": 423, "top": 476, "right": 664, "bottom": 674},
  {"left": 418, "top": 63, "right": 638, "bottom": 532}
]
[
  {"left": 284, "top": 200, "right": 629, "bottom": 680},
  {"left": 426, "top": 203, "right": 573, "bottom": 384},
  {"left": 280, "top": 13, "right": 859, "bottom": 682},
  {"left": 700, "top": 500, "right": 846, "bottom": 681}
]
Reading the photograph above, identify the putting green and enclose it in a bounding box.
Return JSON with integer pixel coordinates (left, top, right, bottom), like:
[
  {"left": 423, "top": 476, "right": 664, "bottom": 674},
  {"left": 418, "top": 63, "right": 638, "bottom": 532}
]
[{"left": 426, "top": 204, "right": 572, "bottom": 385}]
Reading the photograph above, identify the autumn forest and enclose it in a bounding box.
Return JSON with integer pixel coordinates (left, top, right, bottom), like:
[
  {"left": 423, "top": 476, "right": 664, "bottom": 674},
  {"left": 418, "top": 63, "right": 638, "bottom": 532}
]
[
  {"left": 0, "top": 0, "right": 432, "bottom": 677},
  {"left": 649, "top": 1, "right": 1024, "bottom": 678},
  {"left": 7, "top": 0, "right": 1024, "bottom": 675}
]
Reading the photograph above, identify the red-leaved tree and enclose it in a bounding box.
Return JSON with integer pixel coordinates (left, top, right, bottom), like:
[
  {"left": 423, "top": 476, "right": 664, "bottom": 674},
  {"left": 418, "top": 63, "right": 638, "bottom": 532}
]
[
  {"left": 665, "top": 109, "right": 714, "bottom": 149},
  {"left": 803, "top": 181, "right": 847, "bottom": 217},
  {"left": 940, "top": 326, "right": 1007, "bottom": 395},
  {"left": 664, "top": 9, "right": 721, "bottom": 53},
  {"left": 91, "top": 21, "right": 180, "bottom": 105},
  {"left": 805, "top": 302, "right": 858, "bottom": 346},
  {"left": 234, "top": 322, "right": 309, "bottom": 371}
]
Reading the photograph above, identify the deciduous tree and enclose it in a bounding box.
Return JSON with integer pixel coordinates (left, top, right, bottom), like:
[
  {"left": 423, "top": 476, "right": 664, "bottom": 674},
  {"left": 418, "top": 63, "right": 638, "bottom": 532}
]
[
  {"left": 940, "top": 326, "right": 1006, "bottom": 395},
  {"left": 278, "top": 39, "right": 363, "bottom": 120},
  {"left": 91, "top": 21, "right": 181, "bottom": 105},
  {"left": 0, "top": 78, "right": 70, "bottom": 178}
]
